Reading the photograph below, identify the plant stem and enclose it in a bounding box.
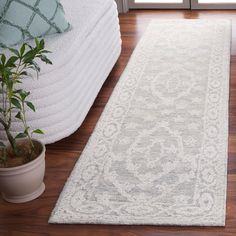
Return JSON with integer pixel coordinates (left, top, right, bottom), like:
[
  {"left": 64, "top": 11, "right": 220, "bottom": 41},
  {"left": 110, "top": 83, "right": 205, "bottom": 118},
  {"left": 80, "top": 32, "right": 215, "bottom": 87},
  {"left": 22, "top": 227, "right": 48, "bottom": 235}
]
[
  {"left": 17, "top": 63, "right": 35, "bottom": 155},
  {"left": 21, "top": 101, "right": 34, "bottom": 159},
  {"left": 0, "top": 148, "right": 7, "bottom": 167},
  {"left": 4, "top": 58, "right": 25, "bottom": 156},
  {"left": 0, "top": 118, "right": 18, "bottom": 155}
]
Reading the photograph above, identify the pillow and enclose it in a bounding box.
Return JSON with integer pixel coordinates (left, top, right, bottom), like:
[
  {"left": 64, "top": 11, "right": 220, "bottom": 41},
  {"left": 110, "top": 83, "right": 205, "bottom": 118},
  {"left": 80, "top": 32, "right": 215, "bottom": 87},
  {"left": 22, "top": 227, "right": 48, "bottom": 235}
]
[{"left": 0, "top": 0, "right": 71, "bottom": 48}]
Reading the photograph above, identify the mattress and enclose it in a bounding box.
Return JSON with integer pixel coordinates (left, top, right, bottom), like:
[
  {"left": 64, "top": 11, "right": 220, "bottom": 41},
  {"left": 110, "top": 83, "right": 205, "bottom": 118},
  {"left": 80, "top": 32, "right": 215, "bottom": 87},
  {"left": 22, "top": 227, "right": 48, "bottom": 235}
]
[{"left": 0, "top": 0, "right": 121, "bottom": 144}]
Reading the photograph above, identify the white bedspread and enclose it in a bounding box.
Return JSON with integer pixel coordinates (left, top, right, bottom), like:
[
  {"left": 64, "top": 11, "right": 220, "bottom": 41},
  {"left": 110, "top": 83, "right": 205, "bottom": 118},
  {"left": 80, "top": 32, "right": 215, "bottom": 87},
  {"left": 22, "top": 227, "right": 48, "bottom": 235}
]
[
  {"left": 39, "top": 0, "right": 115, "bottom": 74},
  {"left": 0, "top": 0, "right": 121, "bottom": 144}
]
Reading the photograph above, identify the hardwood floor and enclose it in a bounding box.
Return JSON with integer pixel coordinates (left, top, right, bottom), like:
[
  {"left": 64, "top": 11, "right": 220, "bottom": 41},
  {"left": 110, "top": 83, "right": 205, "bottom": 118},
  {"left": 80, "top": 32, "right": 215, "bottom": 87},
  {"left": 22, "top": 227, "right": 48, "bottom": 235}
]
[{"left": 1, "top": 10, "right": 236, "bottom": 236}]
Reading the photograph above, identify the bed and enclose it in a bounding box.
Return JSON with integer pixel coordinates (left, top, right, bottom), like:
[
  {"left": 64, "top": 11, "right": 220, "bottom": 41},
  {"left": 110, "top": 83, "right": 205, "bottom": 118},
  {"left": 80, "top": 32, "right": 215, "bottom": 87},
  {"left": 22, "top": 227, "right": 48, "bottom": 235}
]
[{"left": 0, "top": 0, "right": 122, "bottom": 144}]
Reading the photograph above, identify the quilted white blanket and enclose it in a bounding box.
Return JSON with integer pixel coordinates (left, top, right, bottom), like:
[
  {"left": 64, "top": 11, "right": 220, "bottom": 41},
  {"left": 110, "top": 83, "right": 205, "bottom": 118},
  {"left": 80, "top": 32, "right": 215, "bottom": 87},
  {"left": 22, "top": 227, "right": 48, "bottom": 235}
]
[{"left": 0, "top": 0, "right": 121, "bottom": 144}]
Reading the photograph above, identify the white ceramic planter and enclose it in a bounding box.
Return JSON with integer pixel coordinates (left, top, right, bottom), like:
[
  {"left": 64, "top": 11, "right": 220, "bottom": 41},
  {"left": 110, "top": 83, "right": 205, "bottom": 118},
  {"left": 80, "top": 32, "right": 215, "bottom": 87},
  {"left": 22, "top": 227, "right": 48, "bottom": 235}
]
[{"left": 0, "top": 140, "right": 45, "bottom": 203}]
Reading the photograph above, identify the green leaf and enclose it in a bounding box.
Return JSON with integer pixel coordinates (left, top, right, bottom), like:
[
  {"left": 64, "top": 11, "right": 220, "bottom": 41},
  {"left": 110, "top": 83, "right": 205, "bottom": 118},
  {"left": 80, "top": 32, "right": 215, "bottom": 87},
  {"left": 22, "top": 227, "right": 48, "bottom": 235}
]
[
  {"left": 12, "top": 96, "right": 21, "bottom": 102},
  {"left": 19, "top": 91, "right": 30, "bottom": 101},
  {"left": 0, "top": 107, "right": 3, "bottom": 113},
  {"left": 31, "top": 61, "right": 40, "bottom": 72},
  {"left": 11, "top": 98, "right": 21, "bottom": 109},
  {"left": 38, "top": 55, "right": 52, "bottom": 65},
  {"left": 39, "top": 39, "right": 45, "bottom": 50},
  {"left": 15, "top": 133, "right": 27, "bottom": 139},
  {"left": 27, "top": 44, "right": 33, "bottom": 50},
  {"left": 35, "top": 38, "right": 40, "bottom": 47},
  {"left": 20, "top": 43, "right": 26, "bottom": 56},
  {"left": 20, "top": 71, "right": 28, "bottom": 76},
  {"left": 1, "top": 54, "right": 6, "bottom": 65},
  {"left": 26, "top": 101, "right": 35, "bottom": 112},
  {"left": 15, "top": 80, "right": 22, "bottom": 84},
  {"left": 5, "top": 56, "right": 18, "bottom": 67},
  {"left": 0, "top": 142, "right": 5, "bottom": 148},
  {"left": 9, "top": 48, "right": 20, "bottom": 57},
  {"left": 33, "top": 129, "right": 44, "bottom": 135},
  {"left": 23, "top": 50, "right": 35, "bottom": 63},
  {"left": 13, "top": 89, "right": 23, "bottom": 93},
  {"left": 15, "top": 112, "right": 22, "bottom": 120},
  {"left": 40, "top": 50, "right": 51, "bottom": 54},
  {"left": 6, "top": 77, "right": 13, "bottom": 90}
]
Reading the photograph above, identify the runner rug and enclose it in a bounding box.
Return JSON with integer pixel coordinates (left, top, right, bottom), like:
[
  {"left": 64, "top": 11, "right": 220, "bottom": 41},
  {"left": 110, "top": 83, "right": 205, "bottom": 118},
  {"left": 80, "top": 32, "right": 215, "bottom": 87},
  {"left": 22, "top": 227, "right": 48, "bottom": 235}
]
[{"left": 49, "top": 20, "right": 231, "bottom": 226}]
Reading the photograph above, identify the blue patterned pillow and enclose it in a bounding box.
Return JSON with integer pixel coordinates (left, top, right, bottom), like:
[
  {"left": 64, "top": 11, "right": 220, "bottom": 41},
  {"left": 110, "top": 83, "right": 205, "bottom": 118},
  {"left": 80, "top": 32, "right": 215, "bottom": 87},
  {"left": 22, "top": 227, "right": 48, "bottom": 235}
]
[{"left": 0, "top": 0, "right": 71, "bottom": 48}]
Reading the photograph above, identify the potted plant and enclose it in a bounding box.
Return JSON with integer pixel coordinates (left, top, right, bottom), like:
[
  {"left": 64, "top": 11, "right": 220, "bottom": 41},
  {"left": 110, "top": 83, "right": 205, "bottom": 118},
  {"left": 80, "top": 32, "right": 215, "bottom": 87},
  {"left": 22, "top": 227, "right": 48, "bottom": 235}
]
[{"left": 0, "top": 39, "right": 52, "bottom": 203}]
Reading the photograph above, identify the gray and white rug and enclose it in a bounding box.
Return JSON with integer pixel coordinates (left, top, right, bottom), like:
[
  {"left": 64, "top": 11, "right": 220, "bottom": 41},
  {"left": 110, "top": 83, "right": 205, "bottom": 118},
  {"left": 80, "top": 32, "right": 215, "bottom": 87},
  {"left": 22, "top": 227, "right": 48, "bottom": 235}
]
[{"left": 49, "top": 20, "right": 231, "bottom": 226}]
